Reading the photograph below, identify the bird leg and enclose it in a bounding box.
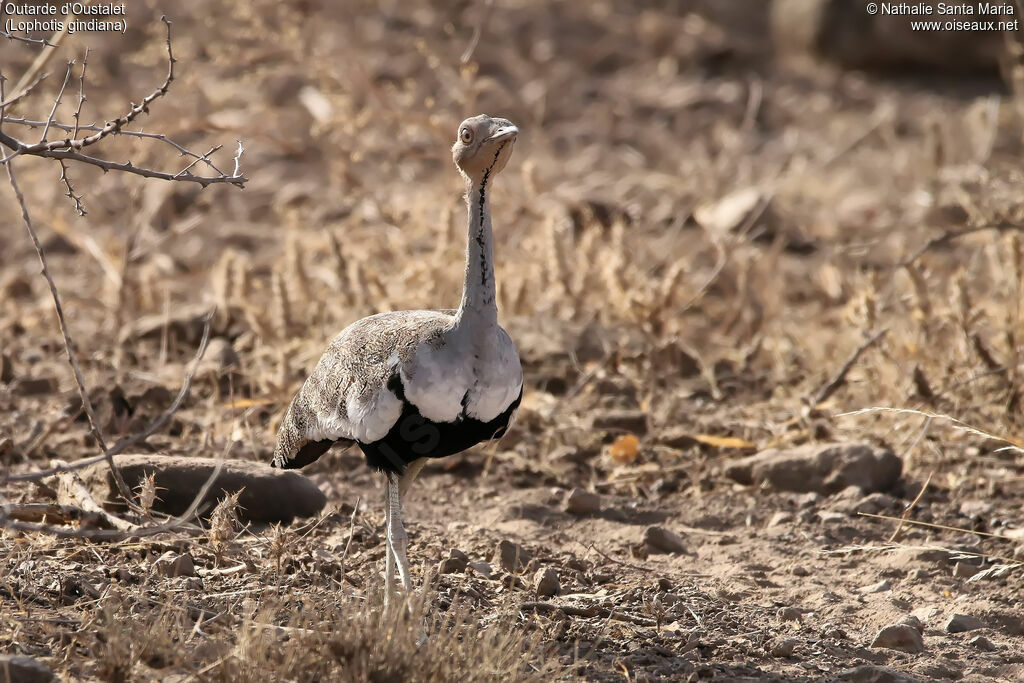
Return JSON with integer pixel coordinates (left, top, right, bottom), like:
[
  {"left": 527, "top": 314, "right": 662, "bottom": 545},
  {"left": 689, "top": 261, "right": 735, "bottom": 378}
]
[
  {"left": 384, "top": 480, "right": 396, "bottom": 604},
  {"left": 386, "top": 472, "right": 413, "bottom": 594}
]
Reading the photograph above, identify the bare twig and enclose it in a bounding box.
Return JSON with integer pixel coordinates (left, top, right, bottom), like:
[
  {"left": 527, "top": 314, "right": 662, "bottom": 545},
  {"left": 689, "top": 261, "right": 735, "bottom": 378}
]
[
  {"left": 460, "top": 0, "right": 495, "bottom": 64},
  {"left": 810, "top": 328, "right": 888, "bottom": 407},
  {"left": 5, "top": 315, "right": 212, "bottom": 484},
  {"left": 887, "top": 472, "right": 931, "bottom": 542},
  {"left": 896, "top": 223, "right": 1024, "bottom": 268},
  {"left": 4, "top": 157, "right": 137, "bottom": 508},
  {"left": 38, "top": 61, "right": 74, "bottom": 144}
]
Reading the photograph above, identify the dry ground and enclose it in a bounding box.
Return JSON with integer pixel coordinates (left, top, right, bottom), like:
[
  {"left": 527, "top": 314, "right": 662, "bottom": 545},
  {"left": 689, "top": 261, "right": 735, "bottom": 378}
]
[{"left": 2, "top": 1, "right": 1024, "bottom": 680}]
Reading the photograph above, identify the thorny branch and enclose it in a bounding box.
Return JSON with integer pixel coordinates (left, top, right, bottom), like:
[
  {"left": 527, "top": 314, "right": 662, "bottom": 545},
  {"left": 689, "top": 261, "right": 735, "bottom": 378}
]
[
  {"left": 0, "top": 16, "right": 247, "bottom": 189},
  {"left": 1, "top": 16, "right": 248, "bottom": 537}
]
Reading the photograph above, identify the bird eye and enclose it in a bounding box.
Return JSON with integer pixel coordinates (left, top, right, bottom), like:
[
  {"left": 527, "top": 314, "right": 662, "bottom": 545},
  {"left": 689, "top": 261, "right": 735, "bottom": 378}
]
[{"left": 460, "top": 127, "right": 473, "bottom": 144}]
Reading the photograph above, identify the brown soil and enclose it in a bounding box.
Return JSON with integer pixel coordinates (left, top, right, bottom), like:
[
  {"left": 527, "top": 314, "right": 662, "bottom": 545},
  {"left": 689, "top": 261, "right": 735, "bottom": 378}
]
[{"left": 2, "top": 1, "right": 1024, "bottom": 681}]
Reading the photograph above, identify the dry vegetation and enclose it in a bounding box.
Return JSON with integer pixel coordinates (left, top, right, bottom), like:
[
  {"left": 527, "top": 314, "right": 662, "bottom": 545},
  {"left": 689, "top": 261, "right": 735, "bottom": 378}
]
[{"left": 3, "top": 0, "right": 1024, "bottom": 680}]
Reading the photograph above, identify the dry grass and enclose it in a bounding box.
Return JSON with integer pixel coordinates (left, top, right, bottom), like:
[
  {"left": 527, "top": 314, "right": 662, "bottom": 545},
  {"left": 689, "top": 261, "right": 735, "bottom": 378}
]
[{"left": 3, "top": 0, "right": 1024, "bottom": 680}]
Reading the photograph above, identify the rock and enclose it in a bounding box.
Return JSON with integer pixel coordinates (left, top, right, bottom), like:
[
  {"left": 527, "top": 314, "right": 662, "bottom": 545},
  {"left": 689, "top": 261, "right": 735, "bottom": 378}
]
[
  {"left": 766, "top": 511, "right": 793, "bottom": 528},
  {"left": 643, "top": 526, "right": 686, "bottom": 554},
  {"left": 468, "top": 561, "right": 492, "bottom": 580},
  {"left": 534, "top": 567, "right": 560, "bottom": 597},
  {"left": 969, "top": 635, "right": 995, "bottom": 651},
  {"left": 0, "top": 353, "right": 13, "bottom": 384},
  {"left": 952, "top": 562, "right": 979, "bottom": 579},
  {"left": 817, "top": 511, "right": 847, "bottom": 524},
  {"left": 496, "top": 540, "right": 532, "bottom": 573},
  {"left": 870, "top": 624, "right": 925, "bottom": 653},
  {"left": 852, "top": 493, "right": 898, "bottom": 516},
  {"left": 564, "top": 488, "right": 601, "bottom": 515},
  {"left": 777, "top": 607, "right": 802, "bottom": 622},
  {"left": 78, "top": 454, "right": 326, "bottom": 523},
  {"left": 197, "top": 337, "right": 241, "bottom": 377},
  {"left": 944, "top": 613, "right": 986, "bottom": 634},
  {"left": 725, "top": 442, "right": 901, "bottom": 495},
  {"left": 590, "top": 410, "right": 648, "bottom": 435},
  {"left": 694, "top": 187, "right": 768, "bottom": 235},
  {"left": 898, "top": 615, "right": 924, "bottom": 634},
  {"left": 0, "top": 655, "right": 54, "bottom": 683},
  {"left": 859, "top": 579, "right": 891, "bottom": 594},
  {"left": 907, "top": 569, "right": 930, "bottom": 582},
  {"left": 838, "top": 664, "right": 919, "bottom": 683},
  {"left": 792, "top": 565, "right": 809, "bottom": 577},
  {"left": 11, "top": 376, "right": 57, "bottom": 396},
  {"left": 153, "top": 551, "right": 196, "bottom": 578},
  {"left": 771, "top": 638, "right": 798, "bottom": 657},
  {"left": 959, "top": 500, "right": 994, "bottom": 518},
  {"left": 440, "top": 549, "right": 468, "bottom": 574}
]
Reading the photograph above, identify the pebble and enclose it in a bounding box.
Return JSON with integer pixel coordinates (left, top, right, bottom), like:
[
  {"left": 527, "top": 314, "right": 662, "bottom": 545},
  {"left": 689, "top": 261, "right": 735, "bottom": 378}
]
[
  {"left": 534, "top": 567, "right": 560, "bottom": 597},
  {"left": 564, "top": 488, "right": 601, "bottom": 515},
  {"left": 0, "top": 655, "right": 54, "bottom": 683},
  {"left": 440, "top": 548, "right": 469, "bottom": 574},
  {"left": 468, "top": 560, "right": 493, "bottom": 580},
  {"left": 907, "top": 568, "right": 930, "bottom": 582},
  {"left": 952, "top": 562, "right": 979, "bottom": 579},
  {"left": 643, "top": 526, "right": 687, "bottom": 554},
  {"left": 496, "top": 540, "right": 532, "bottom": 573},
  {"left": 944, "top": 613, "right": 986, "bottom": 633},
  {"left": 791, "top": 565, "right": 810, "bottom": 577},
  {"left": 153, "top": 551, "right": 196, "bottom": 578},
  {"left": 766, "top": 511, "right": 793, "bottom": 528},
  {"left": 777, "top": 607, "right": 802, "bottom": 622},
  {"left": 859, "top": 579, "right": 891, "bottom": 594},
  {"left": 870, "top": 624, "right": 925, "bottom": 653},
  {"left": 0, "top": 353, "right": 13, "bottom": 384},
  {"left": 771, "top": 638, "right": 798, "bottom": 657},
  {"left": 969, "top": 635, "right": 995, "bottom": 651},
  {"left": 898, "top": 615, "right": 924, "bottom": 634},
  {"left": 11, "top": 376, "right": 57, "bottom": 396}
]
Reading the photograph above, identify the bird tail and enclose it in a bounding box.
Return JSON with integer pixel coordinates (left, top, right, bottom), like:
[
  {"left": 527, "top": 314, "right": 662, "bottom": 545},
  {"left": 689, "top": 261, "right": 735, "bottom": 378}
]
[{"left": 271, "top": 397, "right": 347, "bottom": 469}]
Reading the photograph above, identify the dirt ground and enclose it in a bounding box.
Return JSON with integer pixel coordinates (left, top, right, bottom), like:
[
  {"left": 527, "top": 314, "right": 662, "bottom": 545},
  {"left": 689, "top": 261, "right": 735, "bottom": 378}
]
[{"left": 3, "top": 1, "right": 1024, "bottom": 681}]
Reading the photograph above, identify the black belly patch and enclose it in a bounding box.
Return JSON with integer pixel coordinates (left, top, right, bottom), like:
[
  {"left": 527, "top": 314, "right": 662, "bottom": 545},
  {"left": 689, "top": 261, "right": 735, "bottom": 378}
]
[{"left": 359, "top": 377, "right": 522, "bottom": 475}]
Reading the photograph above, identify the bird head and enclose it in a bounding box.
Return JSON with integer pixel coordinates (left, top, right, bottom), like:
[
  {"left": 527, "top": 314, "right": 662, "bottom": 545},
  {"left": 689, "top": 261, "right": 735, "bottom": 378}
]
[{"left": 452, "top": 114, "right": 518, "bottom": 184}]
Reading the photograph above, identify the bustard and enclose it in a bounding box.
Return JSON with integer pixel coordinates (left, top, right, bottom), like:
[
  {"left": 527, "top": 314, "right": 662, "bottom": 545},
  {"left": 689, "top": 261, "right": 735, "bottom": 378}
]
[{"left": 271, "top": 114, "right": 523, "bottom": 601}]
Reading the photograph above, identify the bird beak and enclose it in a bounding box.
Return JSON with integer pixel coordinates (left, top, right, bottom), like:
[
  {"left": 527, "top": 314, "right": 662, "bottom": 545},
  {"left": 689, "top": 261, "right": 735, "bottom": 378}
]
[{"left": 488, "top": 125, "right": 519, "bottom": 143}]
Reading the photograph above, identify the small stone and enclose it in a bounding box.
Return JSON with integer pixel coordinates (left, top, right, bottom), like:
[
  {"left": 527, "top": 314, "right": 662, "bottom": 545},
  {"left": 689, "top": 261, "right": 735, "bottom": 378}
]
[
  {"left": 771, "top": 638, "right": 798, "bottom": 657},
  {"left": 468, "top": 560, "right": 492, "bottom": 580},
  {"left": 859, "top": 579, "right": 891, "bottom": 594},
  {"left": 0, "top": 655, "right": 54, "bottom": 683},
  {"left": 817, "top": 511, "right": 848, "bottom": 524},
  {"left": 564, "top": 488, "right": 601, "bottom": 515},
  {"left": 777, "top": 607, "right": 802, "bottom": 622},
  {"left": 898, "top": 615, "right": 924, "bottom": 633},
  {"left": 0, "top": 353, "right": 13, "bottom": 384},
  {"left": 959, "top": 500, "right": 994, "bottom": 518},
  {"left": 643, "top": 526, "right": 687, "bottom": 554},
  {"left": 853, "top": 492, "right": 898, "bottom": 516},
  {"left": 944, "top": 613, "right": 986, "bottom": 634},
  {"left": 791, "top": 565, "right": 810, "bottom": 577},
  {"left": 440, "top": 548, "right": 469, "bottom": 574},
  {"left": 767, "top": 511, "right": 793, "bottom": 528},
  {"left": 795, "top": 492, "right": 821, "bottom": 508},
  {"left": 534, "top": 567, "right": 560, "bottom": 597},
  {"left": 870, "top": 624, "right": 925, "bottom": 653},
  {"left": 153, "top": 551, "right": 196, "bottom": 578},
  {"left": 11, "top": 376, "right": 57, "bottom": 396},
  {"left": 590, "top": 409, "right": 648, "bottom": 435},
  {"left": 907, "top": 568, "right": 930, "bottom": 582},
  {"left": 952, "top": 562, "right": 979, "bottom": 579},
  {"left": 496, "top": 540, "right": 531, "bottom": 573},
  {"left": 969, "top": 635, "right": 995, "bottom": 651}
]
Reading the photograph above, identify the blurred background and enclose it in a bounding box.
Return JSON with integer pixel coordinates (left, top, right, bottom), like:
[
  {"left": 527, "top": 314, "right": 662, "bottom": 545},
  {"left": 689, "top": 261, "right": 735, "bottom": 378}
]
[{"left": 2, "top": 1, "right": 1024, "bottom": 678}]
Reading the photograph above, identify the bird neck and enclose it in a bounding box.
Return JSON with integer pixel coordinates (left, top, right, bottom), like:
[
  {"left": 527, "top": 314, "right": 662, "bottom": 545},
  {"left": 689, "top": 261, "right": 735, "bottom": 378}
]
[{"left": 455, "top": 173, "right": 499, "bottom": 332}]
